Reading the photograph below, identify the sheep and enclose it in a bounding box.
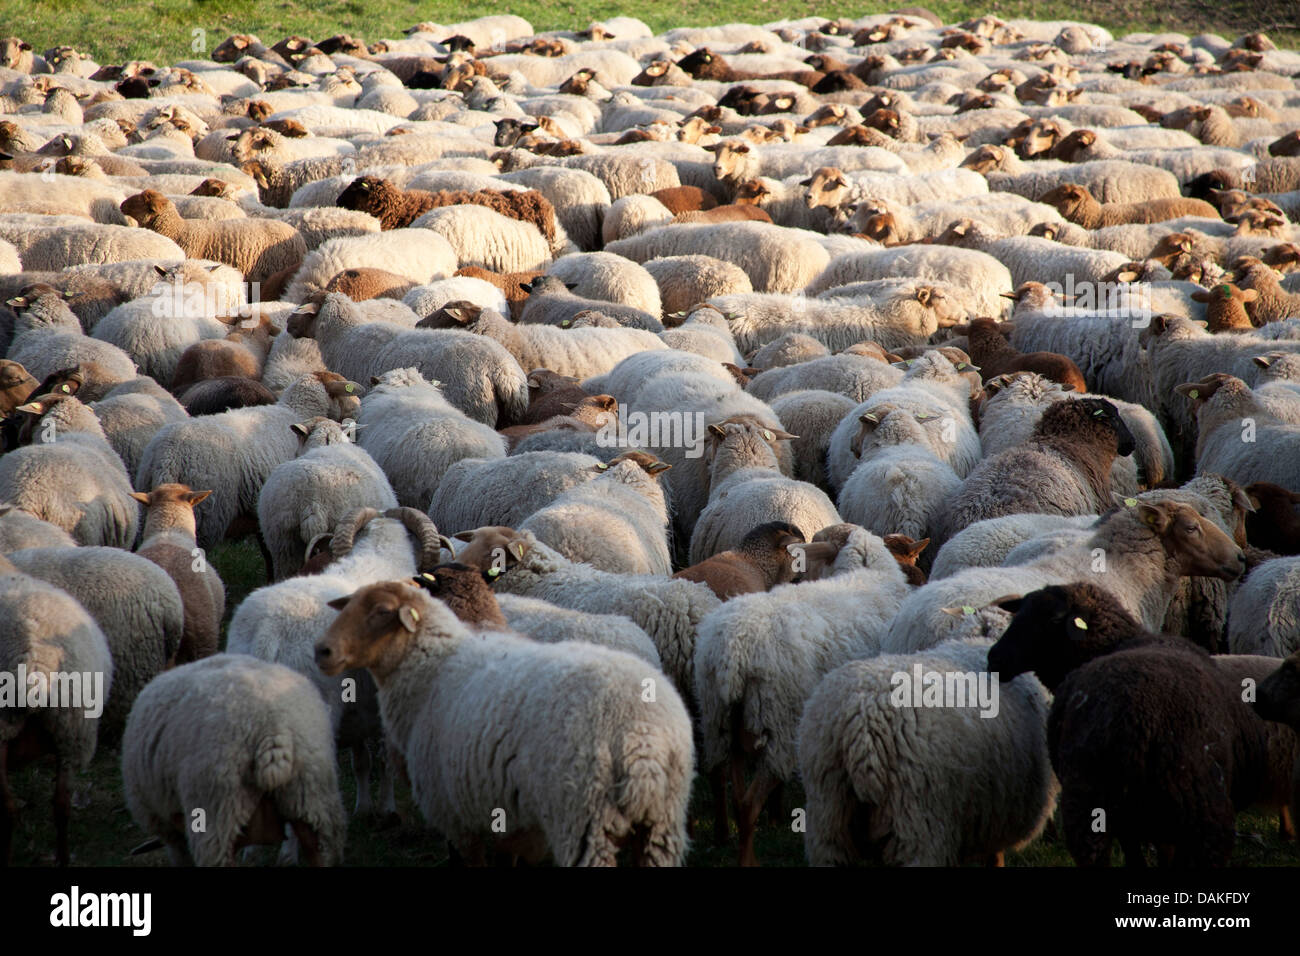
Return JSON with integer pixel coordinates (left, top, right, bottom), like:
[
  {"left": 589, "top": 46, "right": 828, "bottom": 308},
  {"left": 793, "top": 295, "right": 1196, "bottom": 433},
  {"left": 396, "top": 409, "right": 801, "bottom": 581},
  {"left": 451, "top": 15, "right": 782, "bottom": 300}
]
[
  {"left": 121, "top": 190, "right": 307, "bottom": 284},
  {"left": 642, "top": 255, "right": 753, "bottom": 316},
  {"left": 703, "top": 283, "right": 964, "bottom": 354},
  {"left": 317, "top": 578, "right": 693, "bottom": 866},
  {"left": 498, "top": 164, "right": 610, "bottom": 252},
  {"left": 0, "top": 504, "right": 77, "bottom": 553},
  {"left": 426, "top": 451, "right": 611, "bottom": 536},
  {"left": 0, "top": 569, "right": 112, "bottom": 866},
  {"left": 747, "top": 332, "right": 830, "bottom": 369},
  {"left": 227, "top": 506, "right": 446, "bottom": 818},
  {"left": 181, "top": 376, "right": 278, "bottom": 415},
  {"left": 1039, "top": 182, "right": 1220, "bottom": 229},
  {"left": 1191, "top": 282, "right": 1259, "bottom": 332},
  {"left": 258, "top": 418, "right": 399, "bottom": 581},
  {"left": 658, "top": 308, "right": 744, "bottom": 364},
  {"left": 136, "top": 371, "right": 362, "bottom": 551},
  {"left": 410, "top": 204, "right": 552, "bottom": 274},
  {"left": 0, "top": 360, "right": 39, "bottom": 413},
  {"left": 825, "top": 350, "right": 983, "bottom": 491},
  {"left": 767, "top": 389, "right": 857, "bottom": 490},
  {"left": 693, "top": 523, "right": 909, "bottom": 864},
  {"left": 1233, "top": 257, "right": 1300, "bottom": 324},
  {"left": 283, "top": 229, "right": 458, "bottom": 303},
  {"left": 988, "top": 582, "right": 1267, "bottom": 865},
  {"left": 689, "top": 418, "right": 840, "bottom": 564},
  {"left": 543, "top": 251, "right": 664, "bottom": 319},
  {"left": 1244, "top": 482, "right": 1300, "bottom": 555},
  {"left": 0, "top": 215, "right": 184, "bottom": 270},
  {"left": 453, "top": 526, "right": 720, "bottom": 704},
  {"left": 605, "top": 221, "right": 830, "bottom": 294},
  {"left": 5, "top": 286, "right": 138, "bottom": 397},
  {"left": 935, "top": 398, "right": 1137, "bottom": 545},
  {"left": 514, "top": 274, "right": 662, "bottom": 332},
  {"left": 88, "top": 376, "right": 189, "bottom": 481},
  {"left": 0, "top": 393, "right": 138, "bottom": 547},
  {"left": 746, "top": 348, "right": 903, "bottom": 403},
  {"left": 978, "top": 157, "right": 1184, "bottom": 206},
  {"left": 804, "top": 243, "right": 1012, "bottom": 318},
  {"left": 1228, "top": 556, "right": 1300, "bottom": 658},
  {"left": 957, "top": 316, "right": 1088, "bottom": 392},
  {"left": 430, "top": 301, "right": 665, "bottom": 380},
  {"left": 837, "top": 405, "right": 963, "bottom": 546},
  {"left": 130, "top": 483, "right": 224, "bottom": 664},
  {"left": 170, "top": 311, "right": 280, "bottom": 394},
  {"left": 121, "top": 654, "right": 346, "bottom": 866},
  {"left": 286, "top": 293, "right": 527, "bottom": 427},
  {"left": 672, "top": 520, "right": 806, "bottom": 600},
  {"left": 354, "top": 367, "right": 505, "bottom": 512},
  {"left": 6, "top": 545, "right": 184, "bottom": 742},
  {"left": 884, "top": 496, "right": 1246, "bottom": 656},
  {"left": 797, "top": 637, "right": 1054, "bottom": 866},
  {"left": 520, "top": 451, "right": 672, "bottom": 575},
  {"left": 936, "top": 219, "right": 1134, "bottom": 290},
  {"left": 1257, "top": 650, "right": 1300, "bottom": 833},
  {"left": 1178, "top": 374, "right": 1300, "bottom": 489},
  {"left": 929, "top": 514, "right": 1103, "bottom": 580}
]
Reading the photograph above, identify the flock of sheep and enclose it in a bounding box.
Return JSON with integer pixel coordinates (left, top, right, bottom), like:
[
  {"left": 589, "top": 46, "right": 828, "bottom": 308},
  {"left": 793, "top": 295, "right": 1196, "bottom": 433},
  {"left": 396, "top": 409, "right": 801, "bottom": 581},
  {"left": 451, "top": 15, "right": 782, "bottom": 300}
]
[{"left": 3, "top": 8, "right": 1300, "bottom": 868}]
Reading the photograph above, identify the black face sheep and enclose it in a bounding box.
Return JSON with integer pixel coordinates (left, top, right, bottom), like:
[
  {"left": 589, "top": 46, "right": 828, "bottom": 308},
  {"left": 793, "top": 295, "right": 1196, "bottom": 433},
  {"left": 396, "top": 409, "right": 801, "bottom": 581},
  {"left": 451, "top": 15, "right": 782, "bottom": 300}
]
[
  {"left": 988, "top": 582, "right": 1268, "bottom": 866},
  {"left": 935, "top": 398, "right": 1136, "bottom": 545},
  {"left": 179, "top": 376, "right": 278, "bottom": 416},
  {"left": 1245, "top": 482, "right": 1300, "bottom": 555}
]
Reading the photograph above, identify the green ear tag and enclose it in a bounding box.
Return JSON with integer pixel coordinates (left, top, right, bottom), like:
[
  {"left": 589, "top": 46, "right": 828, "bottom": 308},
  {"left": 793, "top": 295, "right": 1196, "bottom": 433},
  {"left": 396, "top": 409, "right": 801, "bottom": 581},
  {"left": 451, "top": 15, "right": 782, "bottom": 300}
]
[
  {"left": 345, "top": 383, "right": 354, "bottom": 393},
  {"left": 1124, "top": 497, "right": 1138, "bottom": 507},
  {"left": 1189, "top": 389, "right": 1199, "bottom": 399},
  {"left": 1073, "top": 617, "right": 1088, "bottom": 630},
  {"left": 961, "top": 605, "right": 975, "bottom": 615}
]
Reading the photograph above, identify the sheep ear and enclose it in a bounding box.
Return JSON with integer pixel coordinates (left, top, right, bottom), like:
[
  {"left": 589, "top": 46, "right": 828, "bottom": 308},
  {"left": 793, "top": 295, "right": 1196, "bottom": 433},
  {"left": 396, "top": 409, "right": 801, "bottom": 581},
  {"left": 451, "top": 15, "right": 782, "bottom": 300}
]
[
  {"left": 15, "top": 400, "right": 47, "bottom": 415},
  {"left": 1253, "top": 355, "right": 1273, "bottom": 368},
  {"left": 762, "top": 428, "right": 797, "bottom": 441},
  {"left": 1135, "top": 502, "right": 1171, "bottom": 532},
  {"left": 453, "top": 530, "right": 476, "bottom": 542},
  {"left": 398, "top": 604, "right": 421, "bottom": 633},
  {"left": 707, "top": 423, "right": 726, "bottom": 438},
  {"left": 1233, "top": 487, "right": 1256, "bottom": 514},
  {"left": 185, "top": 490, "right": 213, "bottom": 506},
  {"left": 326, "top": 595, "right": 351, "bottom": 611},
  {"left": 1190, "top": 290, "right": 1210, "bottom": 303},
  {"left": 992, "top": 594, "right": 1024, "bottom": 613},
  {"left": 129, "top": 491, "right": 151, "bottom": 505},
  {"left": 1174, "top": 382, "right": 1203, "bottom": 401},
  {"left": 1240, "top": 288, "right": 1258, "bottom": 302},
  {"left": 646, "top": 460, "right": 672, "bottom": 475},
  {"left": 564, "top": 282, "right": 578, "bottom": 291},
  {"left": 445, "top": 306, "right": 472, "bottom": 323},
  {"left": 291, "top": 422, "right": 312, "bottom": 437},
  {"left": 518, "top": 281, "right": 533, "bottom": 293},
  {"left": 370, "top": 376, "right": 381, "bottom": 385}
]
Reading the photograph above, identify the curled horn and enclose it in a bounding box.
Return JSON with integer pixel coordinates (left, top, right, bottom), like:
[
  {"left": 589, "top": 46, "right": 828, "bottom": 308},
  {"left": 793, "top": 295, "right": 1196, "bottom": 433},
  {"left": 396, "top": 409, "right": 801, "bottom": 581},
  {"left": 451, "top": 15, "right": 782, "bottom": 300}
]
[
  {"left": 330, "top": 507, "right": 382, "bottom": 558},
  {"left": 385, "top": 506, "right": 444, "bottom": 570},
  {"left": 304, "top": 532, "right": 333, "bottom": 565}
]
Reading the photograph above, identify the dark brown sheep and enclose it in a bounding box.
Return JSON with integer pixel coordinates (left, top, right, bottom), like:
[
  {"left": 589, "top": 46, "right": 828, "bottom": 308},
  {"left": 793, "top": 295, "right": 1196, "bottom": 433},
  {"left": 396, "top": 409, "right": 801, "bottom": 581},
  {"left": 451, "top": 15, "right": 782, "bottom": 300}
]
[
  {"left": 1245, "top": 482, "right": 1300, "bottom": 555},
  {"left": 882, "top": 533, "right": 929, "bottom": 585},
  {"left": 178, "top": 376, "right": 277, "bottom": 416},
  {"left": 323, "top": 267, "right": 417, "bottom": 302},
  {"left": 520, "top": 370, "right": 594, "bottom": 425},
  {"left": 412, "top": 564, "right": 508, "bottom": 630},
  {"left": 336, "top": 176, "right": 558, "bottom": 243},
  {"left": 672, "top": 521, "right": 810, "bottom": 599},
  {"left": 958, "top": 316, "right": 1089, "bottom": 392},
  {"left": 650, "top": 186, "right": 718, "bottom": 215},
  {"left": 676, "top": 48, "right": 825, "bottom": 89},
  {"left": 454, "top": 266, "right": 545, "bottom": 320}
]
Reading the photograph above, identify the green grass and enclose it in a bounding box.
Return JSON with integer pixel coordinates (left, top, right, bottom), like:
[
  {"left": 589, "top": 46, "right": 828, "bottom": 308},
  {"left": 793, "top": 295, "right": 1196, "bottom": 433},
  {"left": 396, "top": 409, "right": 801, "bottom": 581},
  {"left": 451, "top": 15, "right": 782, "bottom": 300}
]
[{"left": 1, "top": 0, "right": 1294, "bottom": 66}]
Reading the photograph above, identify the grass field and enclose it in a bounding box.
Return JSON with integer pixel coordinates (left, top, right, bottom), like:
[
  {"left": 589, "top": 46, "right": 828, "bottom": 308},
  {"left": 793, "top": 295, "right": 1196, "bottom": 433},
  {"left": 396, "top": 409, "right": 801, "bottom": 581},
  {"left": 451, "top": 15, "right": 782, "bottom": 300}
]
[
  {"left": 1, "top": 0, "right": 1295, "bottom": 66},
  {"left": 7, "top": 538, "right": 1300, "bottom": 867}
]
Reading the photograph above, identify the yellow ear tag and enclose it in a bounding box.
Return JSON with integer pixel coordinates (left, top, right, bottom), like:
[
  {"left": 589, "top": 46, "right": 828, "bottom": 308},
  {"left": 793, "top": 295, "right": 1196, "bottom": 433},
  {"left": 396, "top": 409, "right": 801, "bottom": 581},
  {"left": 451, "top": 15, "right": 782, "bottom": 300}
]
[
  {"left": 1124, "top": 498, "right": 1137, "bottom": 507},
  {"left": 345, "top": 383, "right": 354, "bottom": 393},
  {"left": 1073, "top": 617, "right": 1087, "bottom": 630},
  {"left": 487, "top": 567, "right": 501, "bottom": 578},
  {"left": 961, "top": 605, "right": 975, "bottom": 615},
  {"left": 513, "top": 544, "right": 525, "bottom": 558},
  {"left": 762, "top": 429, "right": 774, "bottom": 441},
  {"left": 409, "top": 609, "right": 420, "bottom": 622},
  {"left": 1189, "top": 389, "right": 1198, "bottom": 399},
  {"left": 596, "top": 463, "right": 608, "bottom": 470}
]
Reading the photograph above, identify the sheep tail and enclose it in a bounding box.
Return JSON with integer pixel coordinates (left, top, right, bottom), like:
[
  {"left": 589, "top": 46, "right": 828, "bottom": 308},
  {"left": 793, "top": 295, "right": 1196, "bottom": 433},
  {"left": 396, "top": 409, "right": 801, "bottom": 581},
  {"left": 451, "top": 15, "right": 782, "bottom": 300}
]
[
  {"left": 253, "top": 731, "right": 295, "bottom": 791},
  {"left": 614, "top": 721, "right": 688, "bottom": 866}
]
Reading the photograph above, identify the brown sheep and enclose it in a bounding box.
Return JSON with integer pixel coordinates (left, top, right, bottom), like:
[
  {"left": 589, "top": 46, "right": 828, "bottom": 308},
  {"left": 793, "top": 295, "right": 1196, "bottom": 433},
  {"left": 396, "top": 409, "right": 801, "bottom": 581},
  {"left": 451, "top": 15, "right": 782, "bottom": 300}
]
[
  {"left": 1244, "top": 482, "right": 1300, "bottom": 556},
  {"left": 1039, "top": 182, "right": 1219, "bottom": 229},
  {"left": 411, "top": 564, "right": 509, "bottom": 630},
  {"left": 120, "top": 189, "right": 306, "bottom": 284},
  {"left": 1190, "top": 283, "right": 1258, "bottom": 332},
  {"left": 1161, "top": 104, "right": 1241, "bottom": 148},
  {"left": 497, "top": 395, "right": 618, "bottom": 450},
  {"left": 674, "top": 204, "right": 773, "bottom": 226},
  {"left": 882, "top": 533, "right": 930, "bottom": 586},
  {"left": 323, "top": 267, "right": 416, "bottom": 301},
  {"left": 129, "top": 483, "right": 225, "bottom": 664},
  {"left": 336, "top": 176, "right": 558, "bottom": 243},
  {"left": 1232, "top": 257, "right": 1300, "bottom": 324},
  {"left": 956, "top": 317, "right": 1089, "bottom": 392},
  {"left": 454, "top": 266, "right": 544, "bottom": 320},
  {"left": 0, "top": 359, "right": 37, "bottom": 413},
  {"left": 672, "top": 521, "right": 810, "bottom": 599},
  {"left": 676, "top": 47, "right": 825, "bottom": 89},
  {"left": 650, "top": 186, "right": 718, "bottom": 215},
  {"left": 520, "top": 369, "right": 594, "bottom": 424},
  {"left": 170, "top": 311, "right": 281, "bottom": 395},
  {"left": 179, "top": 376, "right": 277, "bottom": 416},
  {"left": 1270, "top": 131, "right": 1300, "bottom": 158}
]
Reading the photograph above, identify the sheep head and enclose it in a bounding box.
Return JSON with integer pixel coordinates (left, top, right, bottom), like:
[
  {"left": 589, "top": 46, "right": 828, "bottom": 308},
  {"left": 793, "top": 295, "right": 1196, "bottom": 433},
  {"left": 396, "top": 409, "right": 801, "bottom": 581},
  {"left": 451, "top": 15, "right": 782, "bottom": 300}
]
[
  {"left": 1255, "top": 651, "right": 1300, "bottom": 729},
  {"left": 1118, "top": 495, "right": 1246, "bottom": 580},
  {"left": 412, "top": 564, "right": 508, "bottom": 629},
  {"left": 800, "top": 166, "right": 849, "bottom": 210},
  {"left": 453, "top": 526, "right": 532, "bottom": 576},
  {"left": 602, "top": 450, "right": 670, "bottom": 477},
  {"left": 959, "top": 144, "right": 1009, "bottom": 174},
  {"left": 1037, "top": 183, "right": 1093, "bottom": 223},
  {"left": 318, "top": 579, "right": 431, "bottom": 680},
  {"left": 119, "top": 188, "right": 173, "bottom": 227},
  {"left": 987, "top": 582, "right": 1145, "bottom": 690}
]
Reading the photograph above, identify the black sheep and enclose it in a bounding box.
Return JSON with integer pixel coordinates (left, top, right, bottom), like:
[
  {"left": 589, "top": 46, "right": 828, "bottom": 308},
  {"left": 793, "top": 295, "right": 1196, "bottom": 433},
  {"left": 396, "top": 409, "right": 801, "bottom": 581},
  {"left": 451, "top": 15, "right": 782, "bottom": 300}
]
[{"left": 989, "top": 582, "right": 1267, "bottom": 866}]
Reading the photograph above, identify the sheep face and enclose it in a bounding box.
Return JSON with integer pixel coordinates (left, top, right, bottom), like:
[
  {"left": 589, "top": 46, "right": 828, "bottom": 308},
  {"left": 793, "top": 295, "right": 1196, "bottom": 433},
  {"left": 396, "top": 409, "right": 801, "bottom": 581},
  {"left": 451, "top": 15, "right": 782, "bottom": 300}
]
[
  {"left": 959, "top": 145, "right": 1009, "bottom": 174},
  {"left": 119, "top": 189, "right": 172, "bottom": 227},
  {"left": 318, "top": 580, "right": 427, "bottom": 679},
  {"left": 1140, "top": 499, "right": 1245, "bottom": 580},
  {"left": 1038, "top": 183, "right": 1092, "bottom": 222},
  {"left": 412, "top": 563, "right": 508, "bottom": 629},
  {"left": 453, "top": 526, "right": 531, "bottom": 576},
  {"left": 1254, "top": 652, "right": 1300, "bottom": 728},
  {"left": 987, "top": 582, "right": 1143, "bottom": 690},
  {"left": 801, "top": 167, "right": 849, "bottom": 210}
]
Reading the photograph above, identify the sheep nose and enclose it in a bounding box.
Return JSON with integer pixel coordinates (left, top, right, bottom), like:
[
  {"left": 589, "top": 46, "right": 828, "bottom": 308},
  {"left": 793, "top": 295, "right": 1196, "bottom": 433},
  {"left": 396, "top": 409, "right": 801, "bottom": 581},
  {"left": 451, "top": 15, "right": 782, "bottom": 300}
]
[{"left": 314, "top": 645, "right": 331, "bottom": 665}]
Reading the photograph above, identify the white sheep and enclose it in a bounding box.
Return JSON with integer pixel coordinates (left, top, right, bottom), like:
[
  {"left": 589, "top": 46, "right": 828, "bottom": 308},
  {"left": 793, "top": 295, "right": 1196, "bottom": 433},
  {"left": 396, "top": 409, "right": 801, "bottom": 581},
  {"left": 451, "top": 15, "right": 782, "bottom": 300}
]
[
  {"left": 494, "top": 594, "right": 663, "bottom": 669},
  {"left": 355, "top": 367, "right": 506, "bottom": 512},
  {"left": 258, "top": 417, "right": 399, "bottom": 580},
  {"left": 284, "top": 229, "right": 458, "bottom": 302},
  {"left": 805, "top": 243, "right": 1013, "bottom": 317},
  {"left": 318, "top": 578, "right": 693, "bottom": 865},
  {"left": 427, "top": 452, "right": 604, "bottom": 535},
  {"left": 1227, "top": 556, "right": 1300, "bottom": 658},
  {"left": 410, "top": 204, "right": 552, "bottom": 273},
  {"left": 121, "top": 654, "right": 346, "bottom": 866},
  {"left": 797, "top": 637, "right": 1055, "bottom": 866}
]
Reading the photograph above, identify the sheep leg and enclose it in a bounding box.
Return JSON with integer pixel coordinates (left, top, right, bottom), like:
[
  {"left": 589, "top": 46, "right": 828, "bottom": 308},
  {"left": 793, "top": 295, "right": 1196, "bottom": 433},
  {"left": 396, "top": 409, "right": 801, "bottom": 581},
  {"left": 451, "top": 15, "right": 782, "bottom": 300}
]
[
  {"left": 0, "top": 742, "right": 13, "bottom": 866},
  {"left": 1279, "top": 805, "right": 1295, "bottom": 841},
  {"left": 290, "top": 821, "right": 324, "bottom": 866},
  {"left": 351, "top": 742, "right": 372, "bottom": 816},
  {"left": 53, "top": 756, "right": 71, "bottom": 867},
  {"left": 255, "top": 530, "right": 275, "bottom": 584},
  {"left": 378, "top": 741, "right": 400, "bottom": 825},
  {"left": 732, "top": 761, "right": 777, "bottom": 868},
  {"left": 708, "top": 764, "right": 729, "bottom": 846},
  {"left": 986, "top": 851, "right": 1005, "bottom": 867}
]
